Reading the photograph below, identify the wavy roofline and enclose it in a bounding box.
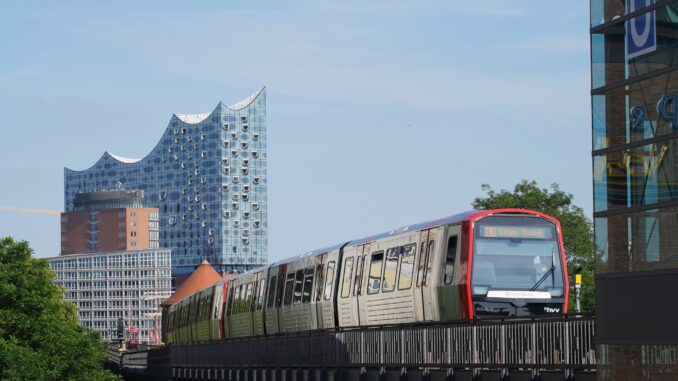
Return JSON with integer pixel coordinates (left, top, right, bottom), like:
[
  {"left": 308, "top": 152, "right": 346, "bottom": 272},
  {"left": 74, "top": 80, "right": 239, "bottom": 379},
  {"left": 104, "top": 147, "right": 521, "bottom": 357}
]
[{"left": 64, "top": 87, "right": 265, "bottom": 172}]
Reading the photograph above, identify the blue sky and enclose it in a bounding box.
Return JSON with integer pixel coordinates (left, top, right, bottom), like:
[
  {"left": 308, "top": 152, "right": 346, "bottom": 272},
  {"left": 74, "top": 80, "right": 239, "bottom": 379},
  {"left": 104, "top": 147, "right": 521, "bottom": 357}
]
[{"left": 0, "top": 1, "right": 591, "bottom": 260}]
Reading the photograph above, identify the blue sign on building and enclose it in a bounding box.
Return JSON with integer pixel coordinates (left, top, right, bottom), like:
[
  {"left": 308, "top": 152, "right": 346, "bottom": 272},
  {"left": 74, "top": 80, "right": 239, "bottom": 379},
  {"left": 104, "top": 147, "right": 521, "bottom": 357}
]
[{"left": 626, "top": 0, "right": 657, "bottom": 59}]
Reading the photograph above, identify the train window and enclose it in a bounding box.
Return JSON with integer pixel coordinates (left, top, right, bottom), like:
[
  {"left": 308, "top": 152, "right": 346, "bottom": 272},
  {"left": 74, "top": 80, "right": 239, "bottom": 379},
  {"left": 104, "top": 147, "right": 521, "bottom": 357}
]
[
  {"left": 302, "top": 267, "right": 314, "bottom": 304},
  {"left": 266, "top": 275, "right": 277, "bottom": 308},
  {"left": 226, "top": 286, "right": 235, "bottom": 316},
  {"left": 189, "top": 297, "right": 198, "bottom": 323},
  {"left": 257, "top": 278, "right": 266, "bottom": 310},
  {"left": 398, "top": 244, "right": 416, "bottom": 290},
  {"left": 353, "top": 255, "right": 363, "bottom": 296},
  {"left": 245, "top": 283, "right": 253, "bottom": 312},
  {"left": 382, "top": 247, "right": 400, "bottom": 292},
  {"left": 276, "top": 270, "right": 286, "bottom": 308},
  {"left": 341, "top": 257, "right": 354, "bottom": 298},
  {"left": 237, "top": 285, "right": 245, "bottom": 313},
  {"left": 417, "top": 242, "right": 427, "bottom": 287},
  {"left": 444, "top": 236, "right": 458, "bottom": 285},
  {"left": 425, "top": 240, "right": 435, "bottom": 286},
  {"left": 367, "top": 251, "right": 384, "bottom": 295},
  {"left": 315, "top": 263, "right": 325, "bottom": 302},
  {"left": 324, "top": 261, "right": 336, "bottom": 300},
  {"left": 283, "top": 272, "right": 295, "bottom": 306},
  {"left": 293, "top": 269, "right": 305, "bottom": 304}
]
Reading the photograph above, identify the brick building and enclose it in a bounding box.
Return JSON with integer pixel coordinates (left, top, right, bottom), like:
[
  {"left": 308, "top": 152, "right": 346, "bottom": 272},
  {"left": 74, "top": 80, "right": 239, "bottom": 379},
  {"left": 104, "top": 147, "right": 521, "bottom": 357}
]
[{"left": 61, "top": 189, "right": 159, "bottom": 254}]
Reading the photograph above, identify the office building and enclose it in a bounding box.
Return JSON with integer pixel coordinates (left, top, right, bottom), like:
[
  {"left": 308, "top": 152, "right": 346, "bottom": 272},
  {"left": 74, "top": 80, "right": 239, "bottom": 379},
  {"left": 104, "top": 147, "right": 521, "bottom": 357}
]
[
  {"left": 591, "top": 1, "right": 678, "bottom": 378},
  {"left": 47, "top": 249, "right": 172, "bottom": 344},
  {"left": 64, "top": 88, "right": 268, "bottom": 275},
  {"left": 61, "top": 189, "right": 159, "bottom": 254}
]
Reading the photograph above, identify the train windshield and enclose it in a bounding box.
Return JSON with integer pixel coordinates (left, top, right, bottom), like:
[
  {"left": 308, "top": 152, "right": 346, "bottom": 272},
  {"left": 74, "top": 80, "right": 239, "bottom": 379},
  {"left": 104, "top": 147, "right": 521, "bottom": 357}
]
[{"left": 472, "top": 215, "right": 564, "bottom": 296}]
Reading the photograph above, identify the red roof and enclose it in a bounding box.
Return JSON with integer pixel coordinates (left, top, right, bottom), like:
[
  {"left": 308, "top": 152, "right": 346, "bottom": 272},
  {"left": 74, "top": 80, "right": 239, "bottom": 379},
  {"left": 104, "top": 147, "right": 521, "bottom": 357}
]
[{"left": 162, "top": 260, "right": 222, "bottom": 306}]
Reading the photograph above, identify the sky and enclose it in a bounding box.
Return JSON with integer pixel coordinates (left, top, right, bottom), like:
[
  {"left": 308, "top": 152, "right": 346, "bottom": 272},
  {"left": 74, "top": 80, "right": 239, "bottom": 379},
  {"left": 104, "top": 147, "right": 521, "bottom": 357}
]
[{"left": 0, "top": 1, "right": 592, "bottom": 261}]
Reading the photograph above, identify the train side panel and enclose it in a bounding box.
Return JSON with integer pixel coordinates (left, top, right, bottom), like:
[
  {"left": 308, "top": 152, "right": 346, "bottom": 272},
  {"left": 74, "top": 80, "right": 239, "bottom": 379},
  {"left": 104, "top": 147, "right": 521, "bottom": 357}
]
[
  {"left": 435, "top": 224, "right": 465, "bottom": 321},
  {"left": 252, "top": 271, "right": 266, "bottom": 335},
  {"left": 263, "top": 265, "right": 284, "bottom": 334},
  {"left": 228, "top": 275, "right": 255, "bottom": 337},
  {"left": 357, "top": 231, "right": 420, "bottom": 326},
  {"left": 195, "top": 288, "right": 213, "bottom": 342},
  {"left": 278, "top": 257, "right": 317, "bottom": 333},
  {"left": 315, "top": 250, "right": 339, "bottom": 329}
]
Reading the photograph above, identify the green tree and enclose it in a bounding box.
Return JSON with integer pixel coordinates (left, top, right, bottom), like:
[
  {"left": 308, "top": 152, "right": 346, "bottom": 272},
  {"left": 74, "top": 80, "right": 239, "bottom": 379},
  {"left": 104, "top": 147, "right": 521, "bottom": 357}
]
[
  {"left": 0, "top": 237, "right": 120, "bottom": 381},
  {"left": 472, "top": 180, "right": 595, "bottom": 313}
]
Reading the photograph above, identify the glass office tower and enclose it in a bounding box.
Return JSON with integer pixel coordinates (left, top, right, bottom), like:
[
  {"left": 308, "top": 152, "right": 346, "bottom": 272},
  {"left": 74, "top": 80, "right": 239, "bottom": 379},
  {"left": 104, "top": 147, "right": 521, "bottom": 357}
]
[
  {"left": 591, "top": 1, "right": 678, "bottom": 378},
  {"left": 64, "top": 88, "right": 267, "bottom": 276}
]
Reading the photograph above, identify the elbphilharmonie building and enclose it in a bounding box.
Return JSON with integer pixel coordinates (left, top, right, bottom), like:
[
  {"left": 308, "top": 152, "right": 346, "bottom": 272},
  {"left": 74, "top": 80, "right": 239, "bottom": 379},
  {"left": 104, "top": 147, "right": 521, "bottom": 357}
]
[{"left": 64, "top": 88, "right": 267, "bottom": 275}]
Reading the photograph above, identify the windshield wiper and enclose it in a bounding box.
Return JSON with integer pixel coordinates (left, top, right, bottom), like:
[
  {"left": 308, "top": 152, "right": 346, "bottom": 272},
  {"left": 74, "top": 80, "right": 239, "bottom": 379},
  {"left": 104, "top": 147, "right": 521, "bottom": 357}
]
[{"left": 529, "top": 248, "right": 556, "bottom": 291}]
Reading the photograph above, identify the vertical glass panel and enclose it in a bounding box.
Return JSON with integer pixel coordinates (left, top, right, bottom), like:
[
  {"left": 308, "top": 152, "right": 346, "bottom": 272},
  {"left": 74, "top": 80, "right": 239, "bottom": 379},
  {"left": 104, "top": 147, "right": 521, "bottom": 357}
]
[
  {"left": 594, "top": 217, "right": 609, "bottom": 273},
  {"left": 592, "top": 95, "right": 607, "bottom": 150},
  {"left": 283, "top": 272, "right": 295, "bottom": 306},
  {"left": 367, "top": 251, "right": 384, "bottom": 295},
  {"left": 591, "top": 34, "right": 607, "bottom": 89},
  {"left": 323, "top": 261, "right": 336, "bottom": 300},
  {"left": 382, "top": 247, "right": 400, "bottom": 292},
  {"left": 444, "top": 236, "right": 458, "bottom": 285},
  {"left": 593, "top": 155, "right": 610, "bottom": 212},
  {"left": 266, "top": 275, "right": 277, "bottom": 308},
  {"left": 398, "top": 244, "right": 415, "bottom": 290},
  {"left": 340, "top": 257, "right": 354, "bottom": 298},
  {"left": 301, "top": 267, "right": 314, "bottom": 304}
]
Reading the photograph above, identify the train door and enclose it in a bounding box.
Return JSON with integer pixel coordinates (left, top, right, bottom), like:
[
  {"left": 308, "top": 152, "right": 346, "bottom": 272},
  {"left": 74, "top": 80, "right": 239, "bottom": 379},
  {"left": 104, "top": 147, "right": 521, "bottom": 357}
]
[
  {"left": 336, "top": 246, "right": 359, "bottom": 327},
  {"left": 314, "top": 254, "right": 327, "bottom": 328},
  {"left": 354, "top": 243, "right": 370, "bottom": 325},
  {"left": 439, "top": 224, "right": 462, "bottom": 321},
  {"left": 416, "top": 229, "right": 438, "bottom": 321}
]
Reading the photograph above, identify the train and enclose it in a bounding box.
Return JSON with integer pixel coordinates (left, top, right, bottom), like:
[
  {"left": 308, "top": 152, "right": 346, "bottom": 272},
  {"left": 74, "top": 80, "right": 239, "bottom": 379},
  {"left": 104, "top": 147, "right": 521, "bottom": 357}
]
[{"left": 166, "top": 209, "right": 569, "bottom": 344}]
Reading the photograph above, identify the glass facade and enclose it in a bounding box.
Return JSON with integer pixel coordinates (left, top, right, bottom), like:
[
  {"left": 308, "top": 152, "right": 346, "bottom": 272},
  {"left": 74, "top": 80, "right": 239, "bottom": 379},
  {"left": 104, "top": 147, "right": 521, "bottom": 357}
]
[
  {"left": 592, "top": 1, "right": 678, "bottom": 378},
  {"left": 64, "top": 88, "right": 267, "bottom": 275}
]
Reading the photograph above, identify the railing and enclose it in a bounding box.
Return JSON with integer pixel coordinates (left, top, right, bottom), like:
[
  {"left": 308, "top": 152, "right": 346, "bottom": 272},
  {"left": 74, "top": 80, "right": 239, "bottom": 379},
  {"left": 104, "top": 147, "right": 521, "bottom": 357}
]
[{"left": 165, "top": 316, "right": 595, "bottom": 375}]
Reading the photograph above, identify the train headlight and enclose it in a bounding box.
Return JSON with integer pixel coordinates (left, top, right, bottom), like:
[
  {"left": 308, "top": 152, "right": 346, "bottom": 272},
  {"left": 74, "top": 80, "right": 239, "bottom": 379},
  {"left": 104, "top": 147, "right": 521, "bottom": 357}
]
[
  {"left": 473, "top": 286, "right": 488, "bottom": 296},
  {"left": 548, "top": 288, "right": 563, "bottom": 297}
]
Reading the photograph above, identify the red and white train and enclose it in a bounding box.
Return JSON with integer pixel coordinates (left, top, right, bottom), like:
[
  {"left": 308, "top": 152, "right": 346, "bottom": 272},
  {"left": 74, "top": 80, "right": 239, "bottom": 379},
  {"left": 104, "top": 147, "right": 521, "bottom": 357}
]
[{"left": 167, "top": 209, "right": 568, "bottom": 344}]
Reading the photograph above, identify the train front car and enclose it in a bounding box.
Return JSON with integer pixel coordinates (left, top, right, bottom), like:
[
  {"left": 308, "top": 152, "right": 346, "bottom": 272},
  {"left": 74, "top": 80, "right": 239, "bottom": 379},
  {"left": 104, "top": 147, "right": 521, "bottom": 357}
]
[{"left": 468, "top": 210, "right": 568, "bottom": 318}]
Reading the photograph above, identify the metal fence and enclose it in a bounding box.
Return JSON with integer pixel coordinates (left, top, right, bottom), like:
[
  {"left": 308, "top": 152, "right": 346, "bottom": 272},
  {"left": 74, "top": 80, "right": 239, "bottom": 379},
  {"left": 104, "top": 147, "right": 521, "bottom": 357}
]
[{"left": 165, "top": 316, "right": 595, "bottom": 373}]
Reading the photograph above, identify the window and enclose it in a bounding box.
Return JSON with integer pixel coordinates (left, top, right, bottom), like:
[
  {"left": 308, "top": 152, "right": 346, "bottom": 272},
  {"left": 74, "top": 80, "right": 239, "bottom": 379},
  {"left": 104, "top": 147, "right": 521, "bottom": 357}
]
[
  {"left": 244, "top": 283, "right": 253, "bottom": 312},
  {"left": 425, "top": 240, "right": 435, "bottom": 285},
  {"left": 367, "top": 251, "right": 384, "bottom": 294},
  {"left": 417, "top": 242, "right": 427, "bottom": 287},
  {"left": 398, "top": 244, "right": 416, "bottom": 290},
  {"left": 314, "top": 263, "right": 325, "bottom": 302},
  {"left": 266, "top": 275, "right": 277, "bottom": 308},
  {"left": 283, "top": 272, "right": 295, "bottom": 306},
  {"left": 341, "top": 257, "right": 354, "bottom": 298},
  {"left": 302, "top": 267, "right": 314, "bottom": 304},
  {"left": 444, "top": 236, "right": 458, "bottom": 285},
  {"left": 257, "top": 278, "right": 266, "bottom": 310},
  {"left": 383, "top": 247, "right": 400, "bottom": 292},
  {"left": 353, "top": 255, "right": 363, "bottom": 296},
  {"left": 293, "top": 269, "right": 305, "bottom": 304},
  {"left": 323, "top": 261, "right": 336, "bottom": 300}
]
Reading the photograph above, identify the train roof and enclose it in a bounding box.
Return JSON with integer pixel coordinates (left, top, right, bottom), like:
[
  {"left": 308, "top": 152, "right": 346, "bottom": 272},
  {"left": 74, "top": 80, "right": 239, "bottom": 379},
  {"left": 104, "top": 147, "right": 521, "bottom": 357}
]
[{"left": 264, "top": 210, "right": 479, "bottom": 269}]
